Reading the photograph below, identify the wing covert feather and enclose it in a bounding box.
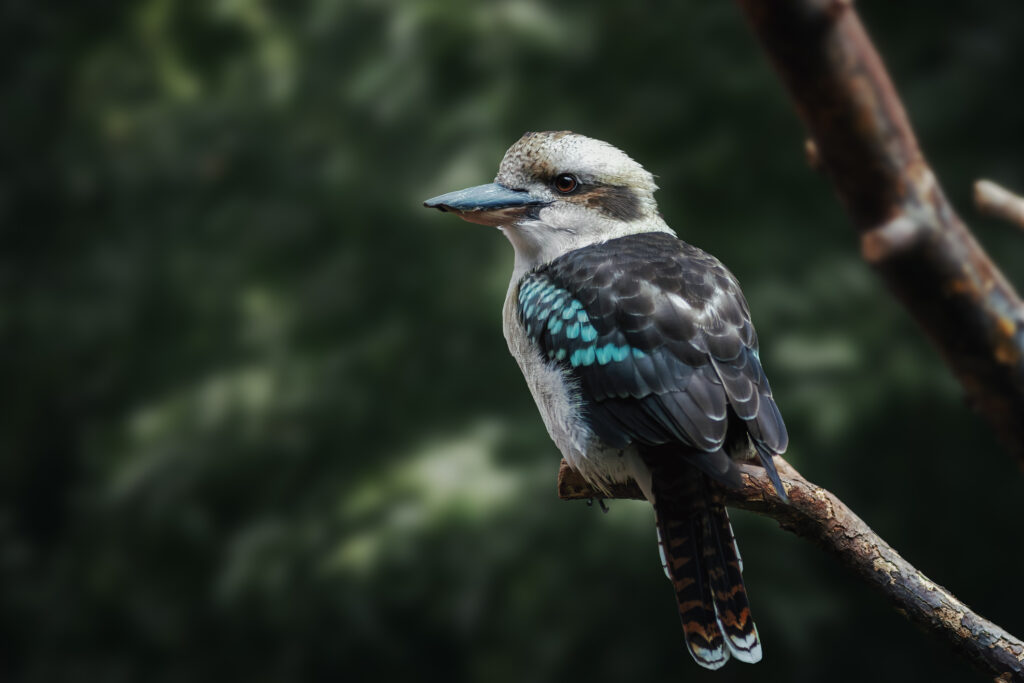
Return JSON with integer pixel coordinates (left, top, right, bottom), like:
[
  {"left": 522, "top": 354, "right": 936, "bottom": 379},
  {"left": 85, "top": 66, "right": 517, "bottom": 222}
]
[{"left": 517, "top": 232, "right": 788, "bottom": 469}]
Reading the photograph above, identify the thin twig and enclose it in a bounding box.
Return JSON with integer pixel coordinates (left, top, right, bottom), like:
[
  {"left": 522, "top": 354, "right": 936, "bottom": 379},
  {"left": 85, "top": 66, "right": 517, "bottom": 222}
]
[
  {"left": 734, "top": 0, "right": 1024, "bottom": 465},
  {"left": 557, "top": 459, "right": 1024, "bottom": 680},
  {"left": 975, "top": 180, "right": 1024, "bottom": 232}
]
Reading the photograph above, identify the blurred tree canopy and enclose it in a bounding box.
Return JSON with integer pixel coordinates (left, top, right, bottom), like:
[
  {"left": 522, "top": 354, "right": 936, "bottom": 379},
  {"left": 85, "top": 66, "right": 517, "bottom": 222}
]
[{"left": 2, "top": 1, "right": 1023, "bottom": 681}]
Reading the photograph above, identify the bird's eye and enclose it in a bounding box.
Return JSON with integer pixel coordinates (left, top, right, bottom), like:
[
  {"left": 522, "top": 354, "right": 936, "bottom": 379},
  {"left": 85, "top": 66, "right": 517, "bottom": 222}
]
[{"left": 553, "top": 173, "right": 579, "bottom": 194}]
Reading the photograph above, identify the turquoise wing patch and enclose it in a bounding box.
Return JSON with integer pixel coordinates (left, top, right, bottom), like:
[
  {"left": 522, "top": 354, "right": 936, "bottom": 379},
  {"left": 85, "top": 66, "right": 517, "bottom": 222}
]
[{"left": 517, "top": 273, "right": 642, "bottom": 369}]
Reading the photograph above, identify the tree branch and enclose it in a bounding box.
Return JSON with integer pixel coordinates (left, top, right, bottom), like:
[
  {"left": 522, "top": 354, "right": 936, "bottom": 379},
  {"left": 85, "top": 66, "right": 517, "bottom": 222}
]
[
  {"left": 551, "top": 3, "right": 1024, "bottom": 678},
  {"left": 733, "top": 0, "right": 1024, "bottom": 465},
  {"left": 557, "top": 459, "right": 1024, "bottom": 680},
  {"left": 558, "top": 4, "right": 1024, "bottom": 677},
  {"left": 975, "top": 180, "right": 1024, "bottom": 233}
]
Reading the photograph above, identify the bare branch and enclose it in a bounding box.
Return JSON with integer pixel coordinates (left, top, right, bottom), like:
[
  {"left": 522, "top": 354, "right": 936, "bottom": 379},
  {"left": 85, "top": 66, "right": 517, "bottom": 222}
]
[
  {"left": 975, "top": 180, "right": 1024, "bottom": 233},
  {"left": 733, "top": 0, "right": 1024, "bottom": 465},
  {"left": 557, "top": 5, "right": 1024, "bottom": 677},
  {"left": 557, "top": 459, "right": 1024, "bottom": 680}
]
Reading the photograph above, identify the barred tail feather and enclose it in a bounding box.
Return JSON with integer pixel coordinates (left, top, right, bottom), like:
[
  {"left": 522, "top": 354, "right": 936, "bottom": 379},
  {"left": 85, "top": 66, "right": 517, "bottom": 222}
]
[
  {"left": 702, "top": 493, "right": 762, "bottom": 663},
  {"left": 656, "top": 512, "right": 729, "bottom": 669},
  {"left": 655, "top": 473, "right": 761, "bottom": 669}
]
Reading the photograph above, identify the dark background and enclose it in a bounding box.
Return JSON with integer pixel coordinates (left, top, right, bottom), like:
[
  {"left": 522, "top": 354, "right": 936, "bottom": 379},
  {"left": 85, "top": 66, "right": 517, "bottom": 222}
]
[{"left": 3, "top": 1, "right": 1023, "bottom": 681}]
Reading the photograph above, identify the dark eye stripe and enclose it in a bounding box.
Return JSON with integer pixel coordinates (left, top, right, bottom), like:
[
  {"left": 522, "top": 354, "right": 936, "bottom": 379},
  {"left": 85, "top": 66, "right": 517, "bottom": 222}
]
[{"left": 582, "top": 185, "right": 643, "bottom": 221}]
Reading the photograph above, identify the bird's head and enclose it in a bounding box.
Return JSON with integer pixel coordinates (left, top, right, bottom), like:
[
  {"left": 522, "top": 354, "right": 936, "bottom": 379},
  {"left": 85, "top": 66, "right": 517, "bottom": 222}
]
[{"left": 424, "top": 131, "right": 672, "bottom": 270}]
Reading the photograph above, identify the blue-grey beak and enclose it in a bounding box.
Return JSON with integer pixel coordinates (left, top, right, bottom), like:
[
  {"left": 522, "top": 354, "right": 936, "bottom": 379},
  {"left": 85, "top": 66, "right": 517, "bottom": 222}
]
[{"left": 424, "top": 183, "right": 546, "bottom": 225}]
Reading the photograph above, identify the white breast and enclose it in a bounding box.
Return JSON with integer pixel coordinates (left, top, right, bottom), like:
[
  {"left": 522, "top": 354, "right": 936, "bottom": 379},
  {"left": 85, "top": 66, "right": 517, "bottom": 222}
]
[{"left": 501, "top": 281, "right": 654, "bottom": 501}]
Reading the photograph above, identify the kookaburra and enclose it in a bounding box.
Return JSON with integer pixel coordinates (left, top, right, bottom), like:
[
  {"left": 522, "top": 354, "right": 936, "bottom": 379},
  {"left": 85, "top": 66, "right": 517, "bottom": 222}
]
[{"left": 424, "top": 131, "right": 788, "bottom": 670}]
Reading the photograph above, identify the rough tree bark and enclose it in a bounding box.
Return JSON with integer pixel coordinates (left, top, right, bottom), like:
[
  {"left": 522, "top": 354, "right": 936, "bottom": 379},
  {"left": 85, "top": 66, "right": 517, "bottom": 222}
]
[
  {"left": 556, "top": 2, "right": 1024, "bottom": 680},
  {"left": 735, "top": 0, "right": 1024, "bottom": 465},
  {"left": 558, "top": 460, "right": 1024, "bottom": 680}
]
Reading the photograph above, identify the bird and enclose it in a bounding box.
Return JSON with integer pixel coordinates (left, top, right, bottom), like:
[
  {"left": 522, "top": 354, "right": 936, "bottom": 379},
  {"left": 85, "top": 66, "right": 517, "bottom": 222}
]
[{"left": 424, "top": 131, "right": 788, "bottom": 670}]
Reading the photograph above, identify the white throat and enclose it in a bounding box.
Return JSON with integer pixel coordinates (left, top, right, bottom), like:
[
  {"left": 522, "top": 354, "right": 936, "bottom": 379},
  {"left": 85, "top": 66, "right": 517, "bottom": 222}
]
[{"left": 501, "top": 209, "right": 674, "bottom": 280}]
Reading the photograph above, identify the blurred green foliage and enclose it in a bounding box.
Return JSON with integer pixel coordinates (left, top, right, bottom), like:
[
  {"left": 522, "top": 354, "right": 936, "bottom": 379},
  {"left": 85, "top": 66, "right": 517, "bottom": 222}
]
[{"left": 2, "top": 1, "right": 1024, "bottom": 681}]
